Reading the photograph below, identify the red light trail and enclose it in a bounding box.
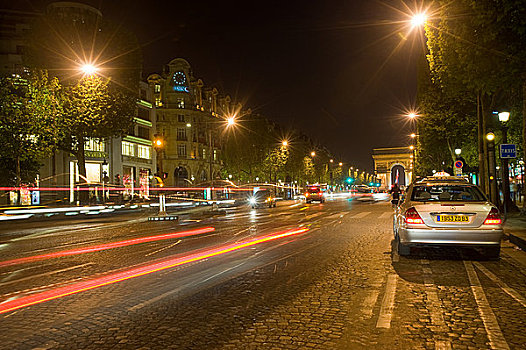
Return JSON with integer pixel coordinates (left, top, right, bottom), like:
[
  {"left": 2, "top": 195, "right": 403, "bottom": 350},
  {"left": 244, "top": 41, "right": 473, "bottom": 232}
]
[
  {"left": 0, "top": 227, "right": 308, "bottom": 314},
  {"left": 0, "top": 227, "right": 215, "bottom": 268}
]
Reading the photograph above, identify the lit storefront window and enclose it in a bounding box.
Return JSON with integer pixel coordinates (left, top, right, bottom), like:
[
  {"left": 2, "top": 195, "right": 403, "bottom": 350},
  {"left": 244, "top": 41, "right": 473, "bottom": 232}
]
[
  {"left": 138, "top": 145, "right": 151, "bottom": 159},
  {"left": 85, "top": 138, "right": 105, "bottom": 152},
  {"left": 122, "top": 141, "right": 136, "bottom": 156}
]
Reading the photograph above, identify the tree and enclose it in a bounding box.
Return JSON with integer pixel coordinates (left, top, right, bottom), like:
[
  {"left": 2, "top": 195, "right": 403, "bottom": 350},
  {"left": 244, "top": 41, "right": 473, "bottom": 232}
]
[
  {"left": 59, "top": 76, "right": 135, "bottom": 196},
  {"left": 0, "top": 70, "right": 62, "bottom": 189},
  {"left": 423, "top": 0, "right": 525, "bottom": 208}
]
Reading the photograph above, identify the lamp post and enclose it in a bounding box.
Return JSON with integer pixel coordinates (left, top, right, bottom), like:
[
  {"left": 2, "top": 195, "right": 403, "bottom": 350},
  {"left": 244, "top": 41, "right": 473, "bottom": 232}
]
[
  {"left": 498, "top": 112, "right": 514, "bottom": 213},
  {"left": 486, "top": 132, "right": 499, "bottom": 206}
]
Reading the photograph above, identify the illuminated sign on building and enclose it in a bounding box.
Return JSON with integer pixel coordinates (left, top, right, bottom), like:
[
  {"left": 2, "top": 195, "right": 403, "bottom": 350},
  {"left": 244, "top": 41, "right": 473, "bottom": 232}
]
[{"left": 172, "top": 71, "right": 189, "bottom": 92}]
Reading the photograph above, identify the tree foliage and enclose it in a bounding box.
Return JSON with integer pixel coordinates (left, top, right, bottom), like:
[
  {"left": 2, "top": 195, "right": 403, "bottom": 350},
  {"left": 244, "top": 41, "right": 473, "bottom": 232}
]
[
  {"left": 60, "top": 76, "right": 135, "bottom": 179},
  {"left": 0, "top": 70, "right": 62, "bottom": 186}
]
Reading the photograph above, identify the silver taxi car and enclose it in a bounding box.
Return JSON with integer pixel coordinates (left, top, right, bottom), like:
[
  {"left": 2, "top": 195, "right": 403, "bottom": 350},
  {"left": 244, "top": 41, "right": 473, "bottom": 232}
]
[{"left": 393, "top": 176, "right": 503, "bottom": 259}]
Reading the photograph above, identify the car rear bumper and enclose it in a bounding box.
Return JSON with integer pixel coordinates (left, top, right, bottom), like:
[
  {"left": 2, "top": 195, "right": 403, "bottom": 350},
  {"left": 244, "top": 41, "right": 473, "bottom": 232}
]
[{"left": 399, "top": 227, "right": 503, "bottom": 246}]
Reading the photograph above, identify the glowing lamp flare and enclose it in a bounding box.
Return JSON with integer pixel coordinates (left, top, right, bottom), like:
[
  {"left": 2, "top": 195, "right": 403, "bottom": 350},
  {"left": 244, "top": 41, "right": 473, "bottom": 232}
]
[
  {"left": 282, "top": 140, "right": 288, "bottom": 147},
  {"left": 227, "top": 117, "right": 236, "bottom": 126},
  {"left": 81, "top": 64, "right": 98, "bottom": 75},
  {"left": 411, "top": 13, "right": 427, "bottom": 28}
]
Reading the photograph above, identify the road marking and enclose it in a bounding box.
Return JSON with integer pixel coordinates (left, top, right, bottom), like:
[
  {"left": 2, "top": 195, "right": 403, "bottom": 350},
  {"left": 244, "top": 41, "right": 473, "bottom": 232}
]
[
  {"left": 289, "top": 203, "right": 303, "bottom": 208},
  {"left": 145, "top": 240, "right": 182, "bottom": 257},
  {"left": 299, "top": 206, "right": 308, "bottom": 211},
  {"left": 0, "top": 263, "right": 93, "bottom": 287},
  {"left": 352, "top": 211, "right": 371, "bottom": 219},
  {"left": 376, "top": 274, "right": 397, "bottom": 328},
  {"left": 473, "top": 262, "right": 526, "bottom": 308},
  {"left": 464, "top": 261, "right": 510, "bottom": 350},
  {"left": 420, "top": 260, "right": 450, "bottom": 350},
  {"left": 379, "top": 212, "right": 392, "bottom": 219},
  {"left": 361, "top": 278, "right": 383, "bottom": 319},
  {"left": 303, "top": 212, "right": 324, "bottom": 220},
  {"left": 326, "top": 213, "right": 348, "bottom": 219}
]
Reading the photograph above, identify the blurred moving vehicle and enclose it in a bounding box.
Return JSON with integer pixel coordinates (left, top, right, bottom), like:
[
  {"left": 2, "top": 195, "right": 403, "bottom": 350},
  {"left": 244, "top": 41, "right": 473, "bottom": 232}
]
[
  {"left": 393, "top": 176, "right": 503, "bottom": 259},
  {"left": 305, "top": 185, "right": 325, "bottom": 203},
  {"left": 353, "top": 184, "right": 375, "bottom": 201},
  {"left": 248, "top": 188, "right": 277, "bottom": 208}
]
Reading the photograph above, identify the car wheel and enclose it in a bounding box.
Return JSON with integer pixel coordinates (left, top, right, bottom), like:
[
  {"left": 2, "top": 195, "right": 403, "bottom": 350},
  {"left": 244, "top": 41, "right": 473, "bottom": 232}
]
[
  {"left": 396, "top": 235, "right": 411, "bottom": 256},
  {"left": 483, "top": 246, "right": 500, "bottom": 260}
]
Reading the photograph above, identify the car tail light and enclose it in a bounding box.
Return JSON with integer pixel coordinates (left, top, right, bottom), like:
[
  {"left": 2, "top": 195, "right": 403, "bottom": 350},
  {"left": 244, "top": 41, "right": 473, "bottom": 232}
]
[
  {"left": 405, "top": 207, "right": 424, "bottom": 225},
  {"left": 318, "top": 192, "right": 323, "bottom": 196},
  {"left": 305, "top": 193, "right": 309, "bottom": 197},
  {"left": 483, "top": 208, "right": 502, "bottom": 225}
]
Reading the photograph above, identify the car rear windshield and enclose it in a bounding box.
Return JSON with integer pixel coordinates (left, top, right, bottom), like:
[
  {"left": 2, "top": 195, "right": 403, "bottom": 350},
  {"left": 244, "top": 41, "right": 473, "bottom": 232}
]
[{"left": 411, "top": 185, "right": 486, "bottom": 202}]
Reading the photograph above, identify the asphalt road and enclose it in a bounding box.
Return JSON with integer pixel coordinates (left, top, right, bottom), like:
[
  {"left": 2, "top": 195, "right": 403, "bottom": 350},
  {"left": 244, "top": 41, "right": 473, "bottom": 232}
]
[{"left": 0, "top": 197, "right": 525, "bottom": 349}]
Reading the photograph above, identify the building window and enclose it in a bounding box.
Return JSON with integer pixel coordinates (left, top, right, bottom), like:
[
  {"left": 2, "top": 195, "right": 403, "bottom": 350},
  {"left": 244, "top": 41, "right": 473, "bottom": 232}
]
[
  {"left": 138, "top": 108, "right": 150, "bottom": 121},
  {"left": 155, "top": 97, "right": 162, "bottom": 107},
  {"left": 137, "top": 145, "right": 151, "bottom": 159},
  {"left": 202, "top": 148, "right": 206, "bottom": 159},
  {"left": 178, "top": 144, "right": 187, "bottom": 157},
  {"left": 85, "top": 138, "right": 105, "bottom": 152},
  {"left": 177, "top": 114, "right": 185, "bottom": 122},
  {"left": 155, "top": 84, "right": 160, "bottom": 93},
  {"left": 213, "top": 149, "right": 217, "bottom": 161},
  {"left": 138, "top": 126, "right": 150, "bottom": 140},
  {"left": 177, "top": 98, "right": 185, "bottom": 109},
  {"left": 122, "top": 141, "right": 136, "bottom": 157},
  {"left": 177, "top": 128, "right": 186, "bottom": 141}
]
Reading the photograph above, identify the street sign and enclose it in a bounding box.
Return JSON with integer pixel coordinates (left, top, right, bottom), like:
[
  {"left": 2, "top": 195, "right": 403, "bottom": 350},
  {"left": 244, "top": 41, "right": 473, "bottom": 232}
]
[
  {"left": 499, "top": 144, "right": 516, "bottom": 158},
  {"left": 454, "top": 160, "right": 463, "bottom": 176}
]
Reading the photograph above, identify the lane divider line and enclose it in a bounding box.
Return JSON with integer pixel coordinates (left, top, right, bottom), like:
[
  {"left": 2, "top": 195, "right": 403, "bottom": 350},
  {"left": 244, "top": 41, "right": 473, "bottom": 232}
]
[
  {"left": 351, "top": 212, "right": 371, "bottom": 219},
  {"left": 0, "top": 227, "right": 215, "bottom": 268},
  {"left": 463, "top": 261, "right": 510, "bottom": 350},
  {"left": 376, "top": 274, "right": 398, "bottom": 328},
  {"left": 0, "top": 263, "right": 93, "bottom": 287},
  {"left": 473, "top": 261, "right": 526, "bottom": 308},
  {"left": 379, "top": 212, "right": 392, "bottom": 219},
  {"left": 0, "top": 227, "right": 309, "bottom": 314}
]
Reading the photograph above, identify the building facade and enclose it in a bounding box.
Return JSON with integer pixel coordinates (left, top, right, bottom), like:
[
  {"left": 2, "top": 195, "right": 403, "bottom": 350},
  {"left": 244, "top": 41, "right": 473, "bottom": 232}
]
[{"left": 148, "top": 58, "right": 239, "bottom": 187}]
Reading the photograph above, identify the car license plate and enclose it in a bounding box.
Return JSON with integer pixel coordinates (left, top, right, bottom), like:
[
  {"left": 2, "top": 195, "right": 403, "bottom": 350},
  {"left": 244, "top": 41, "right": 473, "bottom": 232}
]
[{"left": 436, "top": 215, "right": 469, "bottom": 223}]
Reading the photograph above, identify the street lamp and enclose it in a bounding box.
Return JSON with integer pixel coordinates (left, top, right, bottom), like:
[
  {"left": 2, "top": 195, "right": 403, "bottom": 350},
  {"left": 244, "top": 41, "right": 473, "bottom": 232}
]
[
  {"left": 410, "top": 133, "right": 416, "bottom": 138},
  {"left": 411, "top": 13, "right": 427, "bottom": 28},
  {"left": 338, "top": 162, "right": 343, "bottom": 166},
  {"left": 282, "top": 140, "right": 288, "bottom": 147},
  {"left": 310, "top": 151, "right": 316, "bottom": 157},
  {"left": 497, "top": 111, "right": 514, "bottom": 213},
  {"left": 486, "top": 132, "right": 498, "bottom": 205},
  {"left": 80, "top": 63, "right": 98, "bottom": 76},
  {"left": 455, "top": 148, "right": 461, "bottom": 156},
  {"left": 226, "top": 116, "right": 236, "bottom": 127}
]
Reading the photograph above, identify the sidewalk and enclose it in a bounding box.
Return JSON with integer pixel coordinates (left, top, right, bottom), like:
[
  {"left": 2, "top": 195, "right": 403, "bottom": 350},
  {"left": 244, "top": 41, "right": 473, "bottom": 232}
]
[{"left": 504, "top": 211, "right": 526, "bottom": 251}]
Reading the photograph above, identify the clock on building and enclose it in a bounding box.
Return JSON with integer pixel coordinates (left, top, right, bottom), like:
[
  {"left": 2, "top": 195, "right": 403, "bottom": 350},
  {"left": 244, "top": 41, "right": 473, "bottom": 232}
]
[{"left": 171, "top": 71, "right": 189, "bottom": 92}]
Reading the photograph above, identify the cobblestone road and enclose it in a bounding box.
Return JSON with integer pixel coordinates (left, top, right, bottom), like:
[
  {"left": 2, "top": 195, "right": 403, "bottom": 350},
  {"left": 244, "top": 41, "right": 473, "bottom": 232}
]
[{"left": 1, "top": 199, "right": 525, "bottom": 349}]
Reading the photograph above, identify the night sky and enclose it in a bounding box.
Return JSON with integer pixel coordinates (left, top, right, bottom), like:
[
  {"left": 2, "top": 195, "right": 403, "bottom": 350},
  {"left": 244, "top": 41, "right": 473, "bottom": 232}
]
[{"left": 11, "top": 0, "right": 423, "bottom": 172}]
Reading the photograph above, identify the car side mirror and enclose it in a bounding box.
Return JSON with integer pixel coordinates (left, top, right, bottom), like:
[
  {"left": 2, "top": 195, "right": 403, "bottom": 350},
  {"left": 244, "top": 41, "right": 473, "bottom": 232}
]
[{"left": 391, "top": 199, "right": 399, "bottom": 206}]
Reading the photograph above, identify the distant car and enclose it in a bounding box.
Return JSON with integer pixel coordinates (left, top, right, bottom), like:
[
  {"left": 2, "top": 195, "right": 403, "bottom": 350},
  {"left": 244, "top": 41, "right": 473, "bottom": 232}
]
[
  {"left": 305, "top": 185, "right": 325, "bottom": 203},
  {"left": 353, "top": 185, "right": 375, "bottom": 201},
  {"left": 393, "top": 176, "right": 503, "bottom": 259},
  {"left": 248, "top": 189, "right": 277, "bottom": 208}
]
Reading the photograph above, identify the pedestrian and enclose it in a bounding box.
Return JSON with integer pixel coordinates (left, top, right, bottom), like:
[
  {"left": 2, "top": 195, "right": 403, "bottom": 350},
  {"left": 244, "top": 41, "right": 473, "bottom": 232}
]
[
  {"left": 510, "top": 181, "right": 519, "bottom": 203},
  {"left": 390, "top": 183, "right": 401, "bottom": 205}
]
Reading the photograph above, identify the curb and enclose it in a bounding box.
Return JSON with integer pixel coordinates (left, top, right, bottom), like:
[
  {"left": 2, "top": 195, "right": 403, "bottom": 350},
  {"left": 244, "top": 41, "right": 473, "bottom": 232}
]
[{"left": 507, "top": 232, "right": 526, "bottom": 251}]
